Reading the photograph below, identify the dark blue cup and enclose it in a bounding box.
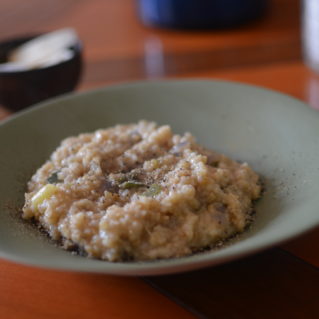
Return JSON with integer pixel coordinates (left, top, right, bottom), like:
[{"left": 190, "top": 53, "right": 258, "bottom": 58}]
[{"left": 137, "top": 0, "right": 268, "bottom": 29}]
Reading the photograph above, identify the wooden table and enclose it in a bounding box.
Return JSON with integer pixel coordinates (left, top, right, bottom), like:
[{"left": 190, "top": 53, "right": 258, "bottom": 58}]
[{"left": 0, "top": 1, "right": 318, "bottom": 318}]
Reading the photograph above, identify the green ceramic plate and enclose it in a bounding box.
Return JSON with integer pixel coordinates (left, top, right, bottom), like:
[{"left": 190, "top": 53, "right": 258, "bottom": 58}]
[{"left": 1, "top": 80, "right": 319, "bottom": 276}]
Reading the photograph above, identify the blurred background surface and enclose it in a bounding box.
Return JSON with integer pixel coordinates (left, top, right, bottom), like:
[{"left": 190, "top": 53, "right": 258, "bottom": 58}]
[
  {"left": 0, "top": 1, "right": 318, "bottom": 318},
  {"left": 0, "top": 0, "right": 303, "bottom": 90}
]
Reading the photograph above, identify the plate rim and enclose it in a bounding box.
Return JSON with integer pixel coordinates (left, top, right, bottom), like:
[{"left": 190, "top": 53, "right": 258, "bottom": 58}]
[{"left": 1, "top": 79, "right": 318, "bottom": 276}]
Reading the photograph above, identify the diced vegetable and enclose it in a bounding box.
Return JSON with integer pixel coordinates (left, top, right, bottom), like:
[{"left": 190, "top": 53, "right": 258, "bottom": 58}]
[
  {"left": 119, "top": 181, "right": 146, "bottom": 189},
  {"left": 150, "top": 159, "right": 159, "bottom": 169},
  {"left": 103, "top": 180, "right": 119, "bottom": 193},
  {"left": 170, "top": 141, "right": 188, "bottom": 155},
  {"left": 116, "top": 175, "right": 127, "bottom": 183},
  {"left": 209, "top": 161, "right": 219, "bottom": 167},
  {"left": 47, "top": 171, "right": 62, "bottom": 184},
  {"left": 31, "top": 184, "right": 58, "bottom": 210},
  {"left": 143, "top": 183, "right": 162, "bottom": 197}
]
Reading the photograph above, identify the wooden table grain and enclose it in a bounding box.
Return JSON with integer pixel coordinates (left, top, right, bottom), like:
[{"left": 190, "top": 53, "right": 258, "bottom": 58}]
[{"left": 0, "top": 1, "right": 318, "bottom": 318}]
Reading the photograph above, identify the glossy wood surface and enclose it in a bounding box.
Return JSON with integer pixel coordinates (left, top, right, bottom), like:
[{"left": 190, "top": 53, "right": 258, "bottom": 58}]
[{"left": 0, "top": 0, "right": 318, "bottom": 318}]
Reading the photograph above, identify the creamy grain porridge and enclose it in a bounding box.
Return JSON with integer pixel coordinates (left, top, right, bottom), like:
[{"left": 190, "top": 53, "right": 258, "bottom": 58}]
[{"left": 23, "top": 121, "right": 261, "bottom": 261}]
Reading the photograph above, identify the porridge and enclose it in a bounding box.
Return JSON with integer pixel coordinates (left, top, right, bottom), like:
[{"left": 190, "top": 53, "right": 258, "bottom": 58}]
[{"left": 23, "top": 121, "right": 261, "bottom": 261}]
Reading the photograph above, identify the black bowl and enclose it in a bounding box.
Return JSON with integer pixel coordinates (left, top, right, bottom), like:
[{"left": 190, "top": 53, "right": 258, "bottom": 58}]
[{"left": 0, "top": 34, "right": 82, "bottom": 111}]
